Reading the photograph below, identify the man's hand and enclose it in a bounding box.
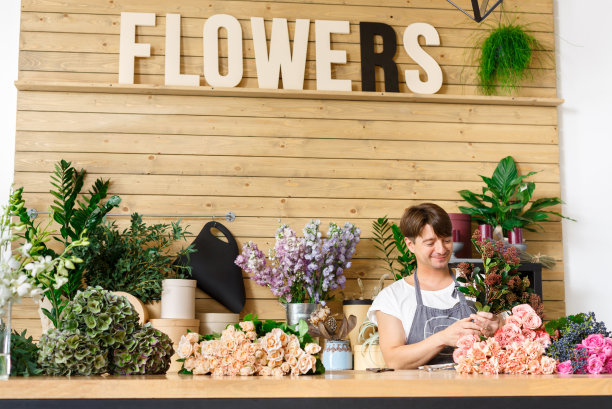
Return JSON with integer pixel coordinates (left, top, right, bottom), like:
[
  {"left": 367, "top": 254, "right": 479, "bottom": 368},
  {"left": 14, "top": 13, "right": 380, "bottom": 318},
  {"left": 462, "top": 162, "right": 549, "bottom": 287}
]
[
  {"left": 435, "top": 316, "right": 482, "bottom": 347},
  {"left": 470, "top": 311, "right": 502, "bottom": 337}
]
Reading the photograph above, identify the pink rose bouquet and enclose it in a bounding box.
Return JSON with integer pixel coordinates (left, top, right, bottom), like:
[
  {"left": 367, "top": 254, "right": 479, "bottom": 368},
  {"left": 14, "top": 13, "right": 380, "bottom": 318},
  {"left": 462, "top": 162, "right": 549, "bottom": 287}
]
[
  {"left": 178, "top": 314, "right": 324, "bottom": 376},
  {"left": 544, "top": 311, "right": 611, "bottom": 374},
  {"left": 454, "top": 304, "right": 556, "bottom": 374}
]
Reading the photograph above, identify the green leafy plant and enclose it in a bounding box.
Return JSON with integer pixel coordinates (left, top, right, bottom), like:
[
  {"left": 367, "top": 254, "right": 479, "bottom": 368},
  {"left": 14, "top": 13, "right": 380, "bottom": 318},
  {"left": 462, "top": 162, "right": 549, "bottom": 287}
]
[
  {"left": 477, "top": 23, "right": 539, "bottom": 95},
  {"left": 458, "top": 156, "right": 574, "bottom": 233},
  {"left": 110, "top": 323, "right": 174, "bottom": 375},
  {"left": 372, "top": 216, "right": 416, "bottom": 281},
  {"left": 10, "top": 330, "right": 42, "bottom": 377},
  {"left": 8, "top": 160, "right": 121, "bottom": 327},
  {"left": 78, "top": 214, "right": 195, "bottom": 302}
]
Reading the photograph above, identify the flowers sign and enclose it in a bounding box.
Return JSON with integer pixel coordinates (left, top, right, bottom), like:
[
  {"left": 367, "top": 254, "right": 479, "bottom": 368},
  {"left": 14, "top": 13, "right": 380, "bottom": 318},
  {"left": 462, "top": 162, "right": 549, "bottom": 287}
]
[
  {"left": 454, "top": 304, "right": 555, "bottom": 374},
  {"left": 177, "top": 314, "right": 323, "bottom": 376},
  {"left": 235, "top": 220, "right": 360, "bottom": 304}
]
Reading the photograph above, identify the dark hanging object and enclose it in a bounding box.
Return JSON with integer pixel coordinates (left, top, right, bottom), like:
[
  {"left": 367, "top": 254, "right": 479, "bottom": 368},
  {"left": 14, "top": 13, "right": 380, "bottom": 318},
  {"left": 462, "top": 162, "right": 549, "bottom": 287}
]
[
  {"left": 177, "top": 221, "right": 245, "bottom": 313},
  {"left": 446, "top": 0, "right": 503, "bottom": 23}
]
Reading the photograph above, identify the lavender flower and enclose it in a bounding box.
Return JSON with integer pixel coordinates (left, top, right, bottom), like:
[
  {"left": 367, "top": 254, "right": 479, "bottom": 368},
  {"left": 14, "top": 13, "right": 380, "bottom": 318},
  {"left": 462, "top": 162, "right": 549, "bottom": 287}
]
[{"left": 234, "top": 220, "right": 360, "bottom": 304}]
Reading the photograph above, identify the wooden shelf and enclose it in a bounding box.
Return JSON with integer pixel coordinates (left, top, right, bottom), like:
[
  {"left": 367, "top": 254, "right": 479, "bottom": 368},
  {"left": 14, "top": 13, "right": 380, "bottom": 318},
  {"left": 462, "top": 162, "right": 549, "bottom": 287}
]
[
  {"left": 1, "top": 371, "right": 611, "bottom": 399},
  {"left": 14, "top": 81, "right": 564, "bottom": 107}
]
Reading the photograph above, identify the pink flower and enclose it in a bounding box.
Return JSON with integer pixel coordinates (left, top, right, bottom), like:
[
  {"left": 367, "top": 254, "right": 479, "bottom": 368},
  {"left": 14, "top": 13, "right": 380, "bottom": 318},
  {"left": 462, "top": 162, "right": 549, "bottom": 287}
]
[
  {"left": 535, "top": 330, "right": 551, "bottom": 347},
  {"left": 587, "top": 354, "right": 605, "bottom": 375},
  {"left": 540, "top": 356, "right": 557, "bottom": 375},
  {"left": 604, "top": 359, "right": 612, "bottom": 374},
  {"left": 512, "top": 304, "right": 536, "bottom": 317},
  {"left": 453, "top": 347, "right": 466, "bottom": 363},
  {"left": 505, "top": 315, "right": 523, "bottom": 329},
  {"left": 457, "top": 334, "right": 480, "bottom": 350},
  {"left": 581, "top": 334, "right": 607, "bottom": 354},
  {"left": 522, "top": 311, "right": 543, "bottom": 330},
  {"left": 557, "top": 360, "right": 573, "bottom": 375}
]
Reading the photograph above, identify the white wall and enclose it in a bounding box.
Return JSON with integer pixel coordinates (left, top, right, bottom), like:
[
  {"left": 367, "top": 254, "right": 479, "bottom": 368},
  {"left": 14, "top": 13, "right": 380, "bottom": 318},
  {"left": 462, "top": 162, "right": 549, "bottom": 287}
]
[
  {"left": 1, "top": 2, "right": 611, "bottom": 325},
  {"left": 0, "top": 1, "right": 19, "bottom": 207},
  {"left": 556, "top": 0, "right": 612, "bottom": 326}
]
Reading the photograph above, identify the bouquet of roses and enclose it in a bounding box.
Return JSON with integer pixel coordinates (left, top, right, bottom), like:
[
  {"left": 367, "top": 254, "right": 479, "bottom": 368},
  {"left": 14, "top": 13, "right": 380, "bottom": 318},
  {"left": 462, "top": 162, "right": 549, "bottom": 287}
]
[
  {"left": 456, "top": 230, "right": 543, "bottom": 316},
  {"left": 177, "top": 314, "right": 324, "bottom": 376},
  {"left": 454, "top": 304, "right": 556, "bottom": 374},
  {"left": 545, "top": 312, "right": 612, "bottom": 374},
  {"left": 235, "top": 220, "right": 360, "bottom": 304}
]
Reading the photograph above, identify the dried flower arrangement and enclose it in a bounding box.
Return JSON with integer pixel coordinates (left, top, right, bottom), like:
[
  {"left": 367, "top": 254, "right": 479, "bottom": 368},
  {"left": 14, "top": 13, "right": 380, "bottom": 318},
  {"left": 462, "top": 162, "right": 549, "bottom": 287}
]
[
  {"left": 456, "top": 230, "right": 543, "bottom": 316},
  {"left": 307, "top": 305, "right": 356, "bottom": 341}
]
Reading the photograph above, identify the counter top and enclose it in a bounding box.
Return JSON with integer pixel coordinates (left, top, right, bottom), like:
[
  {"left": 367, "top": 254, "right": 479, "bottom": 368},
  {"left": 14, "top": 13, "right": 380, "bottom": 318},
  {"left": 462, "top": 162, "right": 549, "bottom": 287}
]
[{"left": 2, "top": 371, "right": 612, "bottom": 399}]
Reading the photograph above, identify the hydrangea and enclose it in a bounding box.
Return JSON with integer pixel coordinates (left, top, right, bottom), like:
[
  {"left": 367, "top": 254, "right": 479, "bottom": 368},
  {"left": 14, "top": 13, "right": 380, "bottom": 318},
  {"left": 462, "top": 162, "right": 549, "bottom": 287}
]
[
  {"left": 38, "top": 329, "right": 109, "bottom": 376},
  {"left": 235, "top": 220, "right": 360, "bottom": 303}
]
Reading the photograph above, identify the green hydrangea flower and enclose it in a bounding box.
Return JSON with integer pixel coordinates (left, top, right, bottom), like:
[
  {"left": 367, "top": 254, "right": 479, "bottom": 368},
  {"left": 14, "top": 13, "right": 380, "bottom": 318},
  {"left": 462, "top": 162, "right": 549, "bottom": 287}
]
[
  {"left": 38, "top": 329, "right": 108, "bottom": 376},
  {"left": 110, "top": 323, "right": 174, "bottom": 375}
]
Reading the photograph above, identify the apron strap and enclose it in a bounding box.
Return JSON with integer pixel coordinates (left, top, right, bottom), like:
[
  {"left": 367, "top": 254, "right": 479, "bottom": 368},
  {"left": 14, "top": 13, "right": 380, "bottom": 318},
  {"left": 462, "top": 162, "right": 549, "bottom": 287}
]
[
  {"left": 412, "top": 271, "right": 424, "bottom": 306},
  {"left": 413, "top": 267, "right": 469, "bottom": 309}
]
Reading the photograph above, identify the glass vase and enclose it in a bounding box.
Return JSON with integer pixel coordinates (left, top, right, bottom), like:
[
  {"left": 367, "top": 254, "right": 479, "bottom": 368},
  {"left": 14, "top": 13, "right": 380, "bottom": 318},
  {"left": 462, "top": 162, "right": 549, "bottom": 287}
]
[{"left": 0, "top": 301, "right": 11, "bottom": 380}]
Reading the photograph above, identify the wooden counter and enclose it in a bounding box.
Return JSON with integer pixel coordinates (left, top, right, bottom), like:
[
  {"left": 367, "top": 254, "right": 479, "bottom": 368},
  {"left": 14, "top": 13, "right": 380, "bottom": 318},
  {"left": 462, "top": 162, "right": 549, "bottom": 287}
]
[{"left": 2, "top": 371, "right": 612, "bottom": 409}]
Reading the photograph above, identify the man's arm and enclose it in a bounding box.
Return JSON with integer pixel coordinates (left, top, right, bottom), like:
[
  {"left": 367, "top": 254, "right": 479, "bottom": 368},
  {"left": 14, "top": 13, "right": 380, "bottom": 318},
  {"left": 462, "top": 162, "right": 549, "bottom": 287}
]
[{"left": 376, "top": 311, "right": 482, "bottom": 369}]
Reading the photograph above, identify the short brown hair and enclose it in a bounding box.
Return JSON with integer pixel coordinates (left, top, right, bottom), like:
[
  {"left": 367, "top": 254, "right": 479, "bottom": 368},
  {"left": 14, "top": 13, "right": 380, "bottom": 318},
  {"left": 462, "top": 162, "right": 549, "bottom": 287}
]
[{"left": 400, "top": 203, "right": 452, "bottom": 240}]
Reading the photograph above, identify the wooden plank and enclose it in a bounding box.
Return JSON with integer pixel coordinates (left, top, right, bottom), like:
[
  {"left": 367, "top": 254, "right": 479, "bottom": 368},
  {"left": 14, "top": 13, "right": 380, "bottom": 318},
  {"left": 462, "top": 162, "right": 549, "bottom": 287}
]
[
  {"left": 12, "top": 172, "right": 562, "bottom": 201},
  {"left": 17, "top": 71, "right": 559, "bottom": 97},
  {"left": 20, "top": 0, "right": 554, "bottom": 31},
  {"left": 18, "top": 51, "right": 558, "bottom": 89},
  {"left": 13, "top": 152, "right": 561, "bottom": 183},
  {"left": 16, "top": 90, "right": 559, "bottom": 125},
  {"left": 19, "top": 13, "right": 556, "bottom": 51},
  {"left": 19, "top": 32, "right": 557, "bottom": 70}
]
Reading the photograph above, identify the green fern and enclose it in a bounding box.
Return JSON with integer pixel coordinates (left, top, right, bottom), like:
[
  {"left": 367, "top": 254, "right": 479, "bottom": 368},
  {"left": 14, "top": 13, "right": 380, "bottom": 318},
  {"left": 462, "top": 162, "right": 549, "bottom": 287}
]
[
  {"left": 372, "top": 217, "right": 416, "bottom": 281},
  {"left": 372, "top": 216, "right": 396, "bottom": 276}
]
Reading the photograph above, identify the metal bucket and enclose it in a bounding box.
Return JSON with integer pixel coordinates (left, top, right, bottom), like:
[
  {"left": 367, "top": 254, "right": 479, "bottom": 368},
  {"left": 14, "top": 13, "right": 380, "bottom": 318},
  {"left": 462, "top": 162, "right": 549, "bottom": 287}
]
[{"left": 285, "top": 303, "right": 317, "bottom": 326}]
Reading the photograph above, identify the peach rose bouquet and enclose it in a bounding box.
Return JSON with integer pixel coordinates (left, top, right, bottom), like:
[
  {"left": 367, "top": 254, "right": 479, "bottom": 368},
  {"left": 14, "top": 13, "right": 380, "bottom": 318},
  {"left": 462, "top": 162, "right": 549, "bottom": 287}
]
[
  {"left": 454, "top": 304, "right": 556, "bottom": 374},
  {"left": 177, "top": 314, "right": 324, "bottom": 376}
]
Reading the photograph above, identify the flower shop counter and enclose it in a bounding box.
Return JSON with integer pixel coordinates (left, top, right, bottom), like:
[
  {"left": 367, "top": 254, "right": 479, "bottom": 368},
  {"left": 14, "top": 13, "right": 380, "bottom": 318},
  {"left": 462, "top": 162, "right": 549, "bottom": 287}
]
[{"left": 1, "top": 371, "right": 612, "bottom": 409}]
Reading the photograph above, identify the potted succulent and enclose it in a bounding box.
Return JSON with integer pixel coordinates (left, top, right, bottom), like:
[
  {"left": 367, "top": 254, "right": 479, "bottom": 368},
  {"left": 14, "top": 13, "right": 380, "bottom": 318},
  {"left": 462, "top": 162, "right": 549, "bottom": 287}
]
[
  {"left": 458, "top": 156, "right": 574, "bottom": 247},
  {"left": 353, "top": 320, "right": 386, "bottom": 370},
  {"left": 235, "top": 220, "right": 360, "bottom": 325}
]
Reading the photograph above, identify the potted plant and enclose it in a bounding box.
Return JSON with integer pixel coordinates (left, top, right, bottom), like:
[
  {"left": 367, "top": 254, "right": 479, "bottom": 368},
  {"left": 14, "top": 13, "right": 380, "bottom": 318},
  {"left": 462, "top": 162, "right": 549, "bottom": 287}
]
[
  {"left": 476, "top": 19, "right": 541, "bottom": 95},
  {"left": 353, "top": 320, "right": 387, "bottom": 370},
  {"left": 458, "top": 156, "right": 574, "bottom": 246},
  {"left": 235, "top": 220, "right": 360, "bottom": 325},
  {"left": 8, "top": 160, "right": 120, "bottom": 330},
  {"left": 372, "top": 216, "right": 415, "bottom": 281},
  {"left": 75, "top": 213, "right": 196, "bottom": 321}
]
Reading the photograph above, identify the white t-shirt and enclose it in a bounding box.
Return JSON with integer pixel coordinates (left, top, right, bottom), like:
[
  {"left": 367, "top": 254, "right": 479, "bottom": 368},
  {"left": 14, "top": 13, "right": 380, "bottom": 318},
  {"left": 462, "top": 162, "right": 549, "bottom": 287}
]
[{"left": 367, "top": 278, "right": 462, "bottom": 339}]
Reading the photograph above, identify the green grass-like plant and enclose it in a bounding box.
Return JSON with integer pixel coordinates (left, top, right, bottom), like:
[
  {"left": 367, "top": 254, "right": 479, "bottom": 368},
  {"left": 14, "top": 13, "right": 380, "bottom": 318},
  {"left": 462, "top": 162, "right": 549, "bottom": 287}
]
[{"left": 478, "top": 23, "right": 539, "bottom": 95}]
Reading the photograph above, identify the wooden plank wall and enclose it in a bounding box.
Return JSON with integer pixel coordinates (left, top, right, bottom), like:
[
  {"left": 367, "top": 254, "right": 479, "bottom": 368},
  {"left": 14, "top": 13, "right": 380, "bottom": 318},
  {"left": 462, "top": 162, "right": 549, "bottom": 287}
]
[{"left": 13, "top": 0, "right": 562, "bottom": 340}]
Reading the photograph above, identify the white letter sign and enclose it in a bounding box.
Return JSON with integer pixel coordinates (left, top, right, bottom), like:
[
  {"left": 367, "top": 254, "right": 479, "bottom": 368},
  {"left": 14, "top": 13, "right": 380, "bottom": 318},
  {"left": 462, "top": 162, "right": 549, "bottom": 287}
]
[
  {"left": 119, "top": 12, "right": 156, "bottom": 84},
  {"left": 251, "top": 17, "right": 310, "bottom": 90},
  {"left": 165, "top": 14, "right": 200, "bottom": 86},
  {"left": 203, "top": 14, "right": 244, "bottom": 87},
  {"left": 315, "top": 20, "right": 352, "bottom": 92},
  {"left": 403, "top": 23, "right": 443, "bottom": 94}
]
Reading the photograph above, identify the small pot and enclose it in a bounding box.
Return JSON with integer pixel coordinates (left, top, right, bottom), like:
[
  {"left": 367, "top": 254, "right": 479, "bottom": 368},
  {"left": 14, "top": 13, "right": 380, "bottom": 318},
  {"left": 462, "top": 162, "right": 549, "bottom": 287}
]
[
  {"left": 161, "top": 279, "right": 197, "bottom": 319},
  {"left": 322, "top": 340, "right": 352, "bottom": 371},
  {"left": 285, "top": 303, "right": 317, "bottom": 326},
  {"left": 353, "top": 344, "right": 387, "bottom": 371},
  {"left": 342, "top": 299, "right": 372, "bottom": 350}
]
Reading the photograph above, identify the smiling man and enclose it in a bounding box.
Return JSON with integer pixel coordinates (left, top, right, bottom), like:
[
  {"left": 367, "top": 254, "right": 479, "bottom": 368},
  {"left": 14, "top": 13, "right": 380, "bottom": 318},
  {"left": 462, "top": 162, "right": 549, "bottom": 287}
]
[{"left": 367, "top": 203, "right": 501, "bottom": 369}]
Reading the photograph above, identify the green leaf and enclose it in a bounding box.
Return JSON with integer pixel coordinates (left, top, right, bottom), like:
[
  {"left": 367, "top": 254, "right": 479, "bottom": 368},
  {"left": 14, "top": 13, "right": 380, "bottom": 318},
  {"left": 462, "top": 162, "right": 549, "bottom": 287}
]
[{"left": 297, "top": 319, "right": 309, "bottom": 337}]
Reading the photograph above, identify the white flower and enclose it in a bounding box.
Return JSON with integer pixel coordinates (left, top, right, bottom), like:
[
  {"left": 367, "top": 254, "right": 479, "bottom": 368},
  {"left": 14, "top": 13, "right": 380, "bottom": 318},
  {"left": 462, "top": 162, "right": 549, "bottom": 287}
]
[
  {"left": 19, "top": 242, "right": 33, "bottom": 257},
  {"left": 53, "top": 276, "right": 68, "bottom": 289}
]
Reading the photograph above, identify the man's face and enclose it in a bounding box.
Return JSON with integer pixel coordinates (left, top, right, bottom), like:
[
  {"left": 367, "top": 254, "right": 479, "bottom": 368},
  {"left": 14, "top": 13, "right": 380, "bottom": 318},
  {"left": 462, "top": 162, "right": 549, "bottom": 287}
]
[{"left": 405, "top": 224, "right": 453, "bottom": 271}]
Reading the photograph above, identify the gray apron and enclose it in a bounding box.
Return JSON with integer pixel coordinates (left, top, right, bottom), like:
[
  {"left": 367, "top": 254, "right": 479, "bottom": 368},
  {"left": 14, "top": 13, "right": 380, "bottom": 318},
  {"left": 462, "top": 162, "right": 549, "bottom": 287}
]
[{"left": 406, "top": 270, "right": 475, "bottom": 365}]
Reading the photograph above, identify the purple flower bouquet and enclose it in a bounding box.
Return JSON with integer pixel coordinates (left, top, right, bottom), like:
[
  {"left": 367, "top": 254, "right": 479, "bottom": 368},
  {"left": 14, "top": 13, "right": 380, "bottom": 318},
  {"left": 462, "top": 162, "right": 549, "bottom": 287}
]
[{"left": 235, "top": 220, "right": 360, "bottom": 304}]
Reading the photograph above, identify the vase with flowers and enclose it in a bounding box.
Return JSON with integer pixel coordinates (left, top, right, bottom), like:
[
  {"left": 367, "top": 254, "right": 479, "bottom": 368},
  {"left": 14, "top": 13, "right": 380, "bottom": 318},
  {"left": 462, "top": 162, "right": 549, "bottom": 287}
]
[
  {"left": 235, "top": 220, "right": 360, "bottom": 325},
  {"left": 456, "top": 230, "right": 543, "bottom": 317}
]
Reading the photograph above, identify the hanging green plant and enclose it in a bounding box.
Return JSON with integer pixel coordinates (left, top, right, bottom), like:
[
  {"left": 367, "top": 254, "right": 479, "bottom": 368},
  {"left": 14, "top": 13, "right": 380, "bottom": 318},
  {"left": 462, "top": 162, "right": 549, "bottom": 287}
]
[{"left": 477, "top": 23, "right": 539, "bottom": 95}]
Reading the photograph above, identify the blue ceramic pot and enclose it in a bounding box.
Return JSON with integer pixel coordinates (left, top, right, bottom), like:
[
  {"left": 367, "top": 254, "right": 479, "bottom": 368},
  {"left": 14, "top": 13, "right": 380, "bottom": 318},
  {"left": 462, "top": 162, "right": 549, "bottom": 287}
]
[{"left": 322, "top": 340, "right": 352, "bottom": 370}]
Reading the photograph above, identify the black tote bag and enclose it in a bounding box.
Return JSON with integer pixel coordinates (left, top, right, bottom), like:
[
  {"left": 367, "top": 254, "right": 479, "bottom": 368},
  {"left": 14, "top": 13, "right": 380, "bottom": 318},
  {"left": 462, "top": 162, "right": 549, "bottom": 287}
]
[{"left": 177, "top": 221, "right": 246, "bottom": 313}]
